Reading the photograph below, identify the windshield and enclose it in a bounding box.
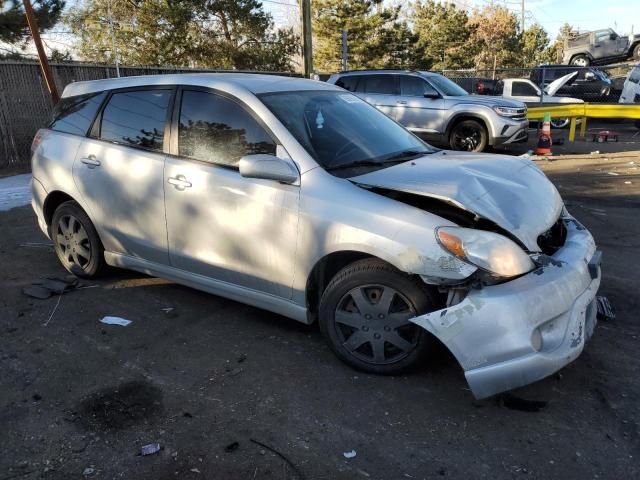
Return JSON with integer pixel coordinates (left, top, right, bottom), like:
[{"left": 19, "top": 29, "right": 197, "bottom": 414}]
[
  {"left": 259, "top": 90, "right": 434, "bottom": 175},
  {"left": 425, "top": 74, "right": 469, "bottom": 96}
]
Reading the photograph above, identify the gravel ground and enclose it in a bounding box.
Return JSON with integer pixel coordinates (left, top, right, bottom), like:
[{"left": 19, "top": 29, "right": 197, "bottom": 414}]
[{"left": 1, "top": 153, "right": 639, "bottom": 480}]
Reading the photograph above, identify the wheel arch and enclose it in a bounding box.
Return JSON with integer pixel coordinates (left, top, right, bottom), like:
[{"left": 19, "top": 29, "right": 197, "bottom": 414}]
[
  {"left": 43, "top": 191, "right": 79, "bottom": 227},
  {"left": 445, "top": 114, "right": 490, "bottom": 144},
  {"left": 569, "top": 52, "right": 592, "bottom": 64}
]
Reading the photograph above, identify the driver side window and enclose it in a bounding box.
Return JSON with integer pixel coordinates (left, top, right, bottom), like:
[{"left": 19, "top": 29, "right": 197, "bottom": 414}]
[
  {"left": 400, "top": 76, "right": 438, "bottom": 97},
  {"left": 178, "top": 90, "right": 276, "bottom": 167}
]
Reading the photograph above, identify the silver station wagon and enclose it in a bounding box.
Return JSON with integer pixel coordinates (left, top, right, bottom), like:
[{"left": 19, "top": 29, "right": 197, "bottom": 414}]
[{"left": 31, "top": 74, "right": 602, "bottom": 399}]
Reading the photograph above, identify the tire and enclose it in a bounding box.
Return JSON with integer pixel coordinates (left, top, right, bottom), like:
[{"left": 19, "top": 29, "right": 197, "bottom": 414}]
[
  {"left": 550, "top": 118, "right": 570, "bottom": 129},
  {"left": 50, "top": 201, "right": 105, "bottom": 278},
  {"left": 449, "top": 119, "right": 488, "bottom": 152},
  {"left": 633, "top": 44, "right": 640, "bottom": 61},
  {"left": 570, "top": 54, "right": 590, "bottom": 67},
  {"left": 318, "top": 258, "right": 440, "bottom": 375}
]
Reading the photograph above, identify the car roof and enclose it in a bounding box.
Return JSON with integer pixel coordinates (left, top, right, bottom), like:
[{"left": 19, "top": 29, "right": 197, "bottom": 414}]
[
  {"left": 333, "top": 69, "right": 434, "bottom": 76},
  {"left": 61, "top": 73, "right": 339, "bottom": 99}
]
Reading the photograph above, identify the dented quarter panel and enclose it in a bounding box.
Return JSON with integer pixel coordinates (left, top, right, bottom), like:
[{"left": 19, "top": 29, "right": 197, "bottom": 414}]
[
  {"left": 409, "top": 218, "right": 600, "bottom": 399},
  {"left": 350, "top": 151, "right": 564, "bottom": 251}
]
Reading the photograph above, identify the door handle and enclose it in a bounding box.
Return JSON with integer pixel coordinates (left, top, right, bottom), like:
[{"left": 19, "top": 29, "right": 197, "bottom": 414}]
[
  {"left": 168, "top": 175, "right": 192, "bottom": 190},
  {"left": 397, "top": 100, "right": 407, "bottom": 105},
  {"left": 80, "top": 155, "right": 101, "bottom": 168}
]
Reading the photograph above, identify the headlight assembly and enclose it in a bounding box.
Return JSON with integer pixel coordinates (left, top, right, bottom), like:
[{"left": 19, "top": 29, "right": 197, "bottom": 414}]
[
  {"left": 493, "top": 106, "right": 524, "bottom": 117},
  {"left": 436, "top": 226, "right": 534, "bottom": 278}
]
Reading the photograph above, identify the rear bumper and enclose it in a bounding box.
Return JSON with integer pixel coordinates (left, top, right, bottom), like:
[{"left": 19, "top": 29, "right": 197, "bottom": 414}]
[{"left": 410, "top": 217, "right": 600, "bottom": 399}]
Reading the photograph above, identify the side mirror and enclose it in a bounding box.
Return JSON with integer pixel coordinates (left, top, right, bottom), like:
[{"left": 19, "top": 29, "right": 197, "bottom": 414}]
[
  {"left": 610, "top": 33, "right": 617, "bottom": 40},
  {"left": 584, "top": 71, "right": 596, "bottom": 81},
  {"left": 239, "top": 154, "right": 298, "bottom": 184},
  {"left": 423, "top": 92, "right": 440, "bottom": 99}
]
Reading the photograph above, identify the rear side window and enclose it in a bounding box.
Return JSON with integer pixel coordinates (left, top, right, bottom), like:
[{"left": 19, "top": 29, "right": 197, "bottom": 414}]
[
  {"left": 99, "top": 89, "right": 171, "bottom": 151},
  {"left": 50, "top": 92, "right": 106, "bottom": 136},
  {"left": 357, "top": 75, "right": 396, "bottom": 94},
  {"left": 178, "top": 90, "right": 276, "bottom": 167},
  {"left": 335, "top": 76, "right": 360, "bottom": 92}
]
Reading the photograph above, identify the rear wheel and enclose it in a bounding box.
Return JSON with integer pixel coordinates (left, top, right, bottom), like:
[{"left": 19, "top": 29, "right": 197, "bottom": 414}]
[
  {"left": 633, "top": 44, "right": 640, "bottom": 61},
  {"left": 571, "top": 54, "right": 590, "bottom": 66},
  {"left": 550, "top": 118, "right": 570, "bottom": 129},
  {"left": 319, "top": 259, "right": 439, "bottom": 374},
  {"left": 449, "top": 119, "right": 488, "bottom": 152},
  {"left": 51, "top": 201, "right": 105, "bottom": 278}
]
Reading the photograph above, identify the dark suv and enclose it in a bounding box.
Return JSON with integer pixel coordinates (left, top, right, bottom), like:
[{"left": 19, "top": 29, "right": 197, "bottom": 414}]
[{"left": 530, "top": 65, "right": 611, "bottom": 102}]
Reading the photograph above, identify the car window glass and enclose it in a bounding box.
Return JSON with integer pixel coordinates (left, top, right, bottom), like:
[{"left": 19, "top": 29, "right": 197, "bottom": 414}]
[
  {"left": 595, "top": 30, "right": 610, "bottom": 42},
  {"left": 400, "top": 76, "right": 437, "bottom": 96},
  {"left": 361, "top": 75, "right": 395, "bottom": 94},
  {"left": 99, "top": 90, "right": 170, "bottom": 151},
  {"left": 335, "top": 76, "right": 359, "bottom": 92},
  {"left": 494, "top": 81, "right": 504, "bottom": 95},
  {"left": 178, "top": 90, "right": 276, "bottom": 167},
  {"left": 512, "top": 81, "right": 539, "bottom": 97},
  {"left": 50, "top": 92, "right": 106, "bottom": 136}
]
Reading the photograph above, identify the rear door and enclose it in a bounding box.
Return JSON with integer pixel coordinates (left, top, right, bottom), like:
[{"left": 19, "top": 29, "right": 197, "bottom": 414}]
[
  {"left": 72, "top": 87, "right": 173, "bottom": 264},
  {"left": 354, "top": 74, "right": 400, "bottom": 119},
  {"left": 395, "top": 75, "right": 445, "bottom": 141}
]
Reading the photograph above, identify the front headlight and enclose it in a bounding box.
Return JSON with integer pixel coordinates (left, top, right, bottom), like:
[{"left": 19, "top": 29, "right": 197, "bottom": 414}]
[
  {"left": 493, "top": 106, "right": 524, "bottom": 117},
  {"left": 436, "top": 226, "right": 534, "bottom": 278}
]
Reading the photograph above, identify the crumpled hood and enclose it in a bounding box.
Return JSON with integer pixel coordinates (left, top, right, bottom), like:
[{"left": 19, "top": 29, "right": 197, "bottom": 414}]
[{"left": 350, "top": 151, "right": 563, "bottom": 251}]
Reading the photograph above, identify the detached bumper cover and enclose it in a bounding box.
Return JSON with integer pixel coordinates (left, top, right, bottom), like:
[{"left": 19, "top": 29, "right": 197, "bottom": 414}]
[{"left": 410, "top": 218, "right": 600, "bottom": 399}]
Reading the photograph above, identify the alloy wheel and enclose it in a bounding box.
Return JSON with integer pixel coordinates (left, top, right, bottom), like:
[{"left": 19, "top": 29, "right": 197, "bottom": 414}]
[
  {"left": 452, "top": 125, "right": 482, "bottom": 151},
  {"left": 55, "top": 214, "right": 92, "bottom": 270},
  {"left": 333, "top": 284, "right": 420, "bottom": 365}
]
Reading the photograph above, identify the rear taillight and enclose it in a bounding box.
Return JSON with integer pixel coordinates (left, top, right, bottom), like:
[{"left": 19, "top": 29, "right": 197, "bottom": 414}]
[{"left": 31, "top": 129, "right": 44, "bottom": 155}]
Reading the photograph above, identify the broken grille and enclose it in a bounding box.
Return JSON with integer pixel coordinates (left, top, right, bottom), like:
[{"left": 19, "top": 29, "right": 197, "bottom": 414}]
[{"left": 537, "top": 217, "right": 567, "bottom": 256}]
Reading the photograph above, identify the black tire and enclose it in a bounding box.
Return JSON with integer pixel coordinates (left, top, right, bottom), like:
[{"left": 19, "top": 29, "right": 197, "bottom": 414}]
[
  {"left": 318, "top": 258, "right": 440, "bottom": 375},
  {"left": 449, "top": 119, "right": 488, "bottom": 152},
  {"left": 50, "top": 201, "right": 105, "bottom": 278},
  {"left": 633, "top": 44, "right": 640, "bottom": 61},
  {"left": 550, "top": 118, "right": 570, "bottom": 129},
  {"left": 570, "top": 54, "right": 590, "bottom": 66}
]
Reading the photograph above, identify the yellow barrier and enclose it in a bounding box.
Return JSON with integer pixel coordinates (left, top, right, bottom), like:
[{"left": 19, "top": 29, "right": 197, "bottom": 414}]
[{"left": 527, "top": 104, "right": 640, "bottom": 141}]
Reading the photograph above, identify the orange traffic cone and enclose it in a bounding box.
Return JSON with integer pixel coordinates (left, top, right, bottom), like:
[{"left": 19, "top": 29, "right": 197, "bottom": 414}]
[{"left": 534, "top": 112, "right": 552, "bottom": 155}]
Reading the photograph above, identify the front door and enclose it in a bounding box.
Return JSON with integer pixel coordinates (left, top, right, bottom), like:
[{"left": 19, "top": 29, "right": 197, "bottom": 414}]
[
  {"left": 72, "top": 87, "right": 173, "bottom": 264},
  {"left": 394, "top": 75, "right": 445, "bottom": 143},
  {"left": 164, "top": 88, "right": 299, "bottom": 299}
]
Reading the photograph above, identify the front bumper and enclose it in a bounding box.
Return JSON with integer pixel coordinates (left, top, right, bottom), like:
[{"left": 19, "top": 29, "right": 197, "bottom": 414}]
[
  {"left": 410, "top": 217, "right": 600, "bottom": 399},
  {"left": 491, "top": 119, "right": 529, "bottom": 145}
]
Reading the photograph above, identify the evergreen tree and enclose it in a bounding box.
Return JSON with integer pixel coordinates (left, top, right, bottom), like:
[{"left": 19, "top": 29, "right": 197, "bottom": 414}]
[
  {"left": 0, "top": 0, "right": 65, "bottom": 47},
  {"left": 521, "top": 23, "right": 551, "bottom": 67}
]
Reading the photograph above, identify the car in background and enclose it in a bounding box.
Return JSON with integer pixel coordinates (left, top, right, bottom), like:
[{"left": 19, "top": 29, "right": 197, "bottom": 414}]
[
  {"left": 530, "top": 65, "right": 612, "bottom": 102},
  {"left": 493, "top": 73, "right": 584, "bottom": 128},
  {"left": 619, "top": 64, "right": 640, "bottom": 104},
  {"left": 327, "top": 70, "right": 528, "bottom": 152},
  {"left": 563, "top": 28, "right": 640, "bottom": 66}
]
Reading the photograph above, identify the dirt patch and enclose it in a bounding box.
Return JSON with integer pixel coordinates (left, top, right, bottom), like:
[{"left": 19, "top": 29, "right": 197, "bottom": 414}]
[{"left": 76, "top": 380, "right": 162, "bottom": 432}]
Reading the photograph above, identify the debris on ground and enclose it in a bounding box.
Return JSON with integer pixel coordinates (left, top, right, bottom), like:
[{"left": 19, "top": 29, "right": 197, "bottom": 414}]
[
  {"left": 82, "top": 467, "right": 96, "bottom": 476},
  {"left": 596, "top": 296, "right": 616, "bottom": 321},
  {"left": 22, "top": 276, "right": 84, "bottom": 299},
  {"left": 140, "top": 443, "right": 161, "bottom": 456},
  {"left": 224, "top": 441, "right": 239, "bottom": 453},
  {"left": 499, "top": 393, "right": 548, "bottom": 412},
  {"left": 99, "top": 316, "right": 132, "bottom": 327},
  {"left": 250, "top": 439, "right": 306, "bottom": 479},
  {"left": 607, "top": 171, "right": 620, "bottom": 176},
  {"left": 343, "top": 450, "right": 357, "bottom": 459}
]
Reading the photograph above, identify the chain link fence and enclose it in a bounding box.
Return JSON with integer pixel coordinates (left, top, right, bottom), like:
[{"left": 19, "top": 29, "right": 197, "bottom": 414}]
[
  {"left": 0, "top": 61, "right": 299, "bottom": 169},
  {"left": 442, "top": 63, "right": 636, "bottom": 104}
]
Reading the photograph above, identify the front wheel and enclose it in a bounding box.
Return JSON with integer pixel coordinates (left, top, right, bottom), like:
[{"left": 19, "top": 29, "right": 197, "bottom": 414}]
[
  {"left": 319, "top": 259, "right": 439, "bottom": 374},
  {"left": 633, "top": 44, "right": 640, "bottom": 61},
  {"left": 51, "top": 201, "right": 105, "bottom": 278},
  {"left": 449, "top": 119, "right": 488, "bottom": 152},
  {"left": 550, "top": 118, "right": 570, "bottom": 129}
]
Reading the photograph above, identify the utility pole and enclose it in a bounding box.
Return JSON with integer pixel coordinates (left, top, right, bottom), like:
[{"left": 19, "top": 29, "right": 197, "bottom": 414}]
[
  {"left": 107, "top": 0, "right": 120, "bottom": 77},
  {"left": 341, "top": 29, "right": 348, "bottom": 71},
  {"left": 301, "top": 0, "right": 313, "bottom": 78},
  {"left": 521, "top": 0, "right": 525, "bottom": 34},
  {"left": 23, "top": 0, "right": 59, "bottom": 104}
]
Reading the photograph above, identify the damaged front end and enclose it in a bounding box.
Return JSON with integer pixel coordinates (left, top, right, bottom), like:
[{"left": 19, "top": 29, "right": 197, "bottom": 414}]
[{"left": 349, "top": 154, "right": 601, "bottom": 399}]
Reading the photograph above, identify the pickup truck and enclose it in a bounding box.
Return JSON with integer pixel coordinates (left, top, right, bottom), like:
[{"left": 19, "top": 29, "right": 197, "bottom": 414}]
[
  {"left": 563, "top": 28, "right": 640, "bottom": 66},
  {"left": 492, "top": 74, "right": 583, "bottom": 128}
]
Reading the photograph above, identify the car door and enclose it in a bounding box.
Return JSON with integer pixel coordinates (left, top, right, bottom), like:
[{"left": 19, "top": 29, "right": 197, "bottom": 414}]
[
  {"left": 394, "top": 75, "right": 445, "bottom": 142},
  {"left": 164, "top": 88, "right": 299, "bottom": 299},
  {"left": 593, "top": 29, "right": 615, "bottom": 60},
  {"left": 354, "top": 74, "right": 400, "bottom": 119},
  {"left": 72, "top": 87, "right": 173, "bottom": 264}
]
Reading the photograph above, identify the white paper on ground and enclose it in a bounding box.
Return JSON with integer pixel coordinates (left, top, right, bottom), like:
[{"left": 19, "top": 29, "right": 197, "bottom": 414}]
[{"left": 100, "top": 316, "right": 132, "bottom": 327}]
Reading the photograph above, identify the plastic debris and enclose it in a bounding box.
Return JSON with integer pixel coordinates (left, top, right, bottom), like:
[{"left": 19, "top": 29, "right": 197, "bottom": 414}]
[
  {"left": 624, "top": 181, "right": 632, "bottom": 185},
  {"left": 141, "top": 443, "right": 161, "bottom": 456},
  {"left": 22, "top": 285, "right": 52, "bottom": 299},
  {"left": 343, "top": 450, "right": 357, "bottom": 459},
  {"left": 100, "top": 316, "right": 132, "bottom": 327},
  {"left": 596, "top": 296, "right": 615, "bottom": 321},
  {"left": 607, "top": 172, "right": 619, "bottom": 176},
  {"left": 82, "top": 467, "right": 95, "bottom": 476}
]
